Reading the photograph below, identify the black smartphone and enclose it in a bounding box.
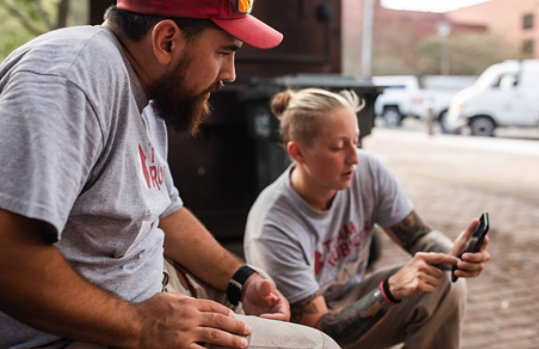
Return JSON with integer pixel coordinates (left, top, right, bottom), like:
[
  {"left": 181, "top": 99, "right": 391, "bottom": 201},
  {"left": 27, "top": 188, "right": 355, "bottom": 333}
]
[{"left": 452, "top": 212, "right": 489, "bottom": 282}]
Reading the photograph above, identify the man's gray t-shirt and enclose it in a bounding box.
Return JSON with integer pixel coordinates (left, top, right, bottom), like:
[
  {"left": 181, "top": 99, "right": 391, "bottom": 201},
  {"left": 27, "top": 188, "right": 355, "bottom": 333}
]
[
  {"left": 0, "top": 26, "right": 182, "bottom": 347},
  {"left": 244, "top": 149, "right": 413, "bottom": 304}
]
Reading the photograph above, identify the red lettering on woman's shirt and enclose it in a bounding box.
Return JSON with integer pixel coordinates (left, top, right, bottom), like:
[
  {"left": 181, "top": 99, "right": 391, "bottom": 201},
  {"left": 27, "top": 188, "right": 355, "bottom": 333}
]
[{"left": 313, "top": 220, "right": 370, "bottom": 275}]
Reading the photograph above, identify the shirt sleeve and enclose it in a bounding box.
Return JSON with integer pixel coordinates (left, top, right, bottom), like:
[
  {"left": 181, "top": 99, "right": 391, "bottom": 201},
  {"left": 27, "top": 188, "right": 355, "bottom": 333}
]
[
  {"left": 245, "top": 221, "right": 321, "bottom": 304},
  {"left": 369, "top": 153, "right": 414, "bottom": 228},
  {"left": 0, "top": 72, "right": 102, "bottom": 240}
]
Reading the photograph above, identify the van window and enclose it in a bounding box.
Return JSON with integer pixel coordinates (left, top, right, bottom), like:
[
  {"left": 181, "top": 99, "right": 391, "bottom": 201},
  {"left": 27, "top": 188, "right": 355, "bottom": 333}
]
[
  {"left": 385, "top": 85, "right": 406, "bottom": 89},
  {"left": 492, "top": 73, "right": 519, "bottom": 90}
]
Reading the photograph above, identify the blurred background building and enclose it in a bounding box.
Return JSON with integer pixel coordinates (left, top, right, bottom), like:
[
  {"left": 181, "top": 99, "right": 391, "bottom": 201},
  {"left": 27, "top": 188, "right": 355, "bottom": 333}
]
[
  {"left": 341, "top": 0, "right": 539, "bottom": 77},
  {"left": 1, "top": 0, "right": 538, "bottom": 76}
]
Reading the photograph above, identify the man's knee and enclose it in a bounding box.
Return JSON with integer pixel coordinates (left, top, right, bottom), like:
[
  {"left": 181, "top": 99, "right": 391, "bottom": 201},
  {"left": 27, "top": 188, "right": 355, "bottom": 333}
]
[{"left": 237, "top": 315, "right": 341, "bottom": 349}]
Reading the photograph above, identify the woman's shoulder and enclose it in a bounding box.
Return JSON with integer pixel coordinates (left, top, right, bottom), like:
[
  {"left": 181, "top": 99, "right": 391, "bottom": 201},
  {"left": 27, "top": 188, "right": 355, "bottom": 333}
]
[{"left": 356, "top": 148, "right": 385, "bottom": 169}]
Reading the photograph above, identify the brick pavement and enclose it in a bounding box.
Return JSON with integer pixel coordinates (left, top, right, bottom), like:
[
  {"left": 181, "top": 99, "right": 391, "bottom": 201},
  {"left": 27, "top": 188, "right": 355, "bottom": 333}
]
[
  {"left": 225, "top": 125, "right": 539, "bottom": 348},
  {"left": 363, "top": 128, "right": 539, "bottom": 349}
]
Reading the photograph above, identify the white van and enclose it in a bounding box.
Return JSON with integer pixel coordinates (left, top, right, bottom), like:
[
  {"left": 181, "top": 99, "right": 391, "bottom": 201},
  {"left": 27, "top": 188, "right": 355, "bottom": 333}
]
[
  {"left": 447, "top": 60, "right": 539, "bottom": 136},
  {"left": 412, "top": 75, "right": 476, "bottom": 134},
  {"left": 373, "top": 75, "right": 421, "bottom": 127}
]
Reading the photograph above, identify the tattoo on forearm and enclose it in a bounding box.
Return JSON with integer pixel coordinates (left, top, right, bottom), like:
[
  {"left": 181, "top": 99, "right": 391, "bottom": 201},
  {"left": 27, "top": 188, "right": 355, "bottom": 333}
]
[
  {"left": 412, "top": 230, "right": 453, "bottom": 255},
  {"left": 388, "top": 211, "right": 430, "bottom": 251},
  {"left": 316, "top": 287, "right": 390, "bottom": 346},
  {"left": 388, "top": 211, "right": 451, "bottom": 254},
  {"left": 290, "top": 291, "right": 322, "bottom": 323}
]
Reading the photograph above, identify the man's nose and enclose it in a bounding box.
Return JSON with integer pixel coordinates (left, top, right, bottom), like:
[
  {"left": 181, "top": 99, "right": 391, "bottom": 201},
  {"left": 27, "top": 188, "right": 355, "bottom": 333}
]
[{"left": 219, "top": 55, "right": 236, "bottom": 83}]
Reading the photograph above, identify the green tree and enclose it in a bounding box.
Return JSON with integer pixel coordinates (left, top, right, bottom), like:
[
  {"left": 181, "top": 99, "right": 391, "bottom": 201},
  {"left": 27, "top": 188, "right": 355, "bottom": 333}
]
[
  {"left": 415, "top": 31, "right": 521, "bottom": 76},
  {"left": 372, "top": 18, "right": 419, "bottom": 75},
  {"left": 0, "top": 0, "right": 87, "bottom": 61}
]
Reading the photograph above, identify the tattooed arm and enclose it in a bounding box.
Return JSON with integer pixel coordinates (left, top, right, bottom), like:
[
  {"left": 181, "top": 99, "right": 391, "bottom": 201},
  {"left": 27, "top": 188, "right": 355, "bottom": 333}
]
[
  {"left": 286, "top": 212, "right": 462, "bottom": 346},
  {"left": 385, "top": 210, "right": 453, "bottom": 256},
  {"left": 387, "top": 210, "right": 491, "bottom": 279},
  {"left": 291, "top": 252, "right": 459, "bottom": 346},
  {"left": 288, "top": 211, "right": 485, "bottom": 346},
  {"left": 290, "top": 289, "right": 392, "bottom": 347}
]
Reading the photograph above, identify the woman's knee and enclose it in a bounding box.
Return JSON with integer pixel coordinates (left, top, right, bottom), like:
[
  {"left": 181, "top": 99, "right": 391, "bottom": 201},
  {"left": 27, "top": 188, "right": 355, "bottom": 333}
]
[{"left": 441, "top": 271, "right": 468, "bottom": 310}]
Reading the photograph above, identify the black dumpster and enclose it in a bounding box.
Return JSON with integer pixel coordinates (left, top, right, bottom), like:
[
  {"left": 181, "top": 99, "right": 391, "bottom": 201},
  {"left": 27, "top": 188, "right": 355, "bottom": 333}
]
[{"left": 167, "top": 74, "right": 383, "bottom": 242}]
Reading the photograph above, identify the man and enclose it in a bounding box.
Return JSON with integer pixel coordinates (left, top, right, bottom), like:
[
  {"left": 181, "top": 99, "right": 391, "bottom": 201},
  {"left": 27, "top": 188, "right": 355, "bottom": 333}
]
[
  {"left": 0, "top": 1, "right": 339, "bottom": 348},
  {"left": 244, "top": 87, "right": 491, "bottom": 348}
]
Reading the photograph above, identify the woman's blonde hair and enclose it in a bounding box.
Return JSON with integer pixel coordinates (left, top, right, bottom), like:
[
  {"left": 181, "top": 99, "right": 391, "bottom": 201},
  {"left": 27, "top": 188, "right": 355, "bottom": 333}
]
[{"left": 271, "top": 88, "right": 365, "bottom": 146}]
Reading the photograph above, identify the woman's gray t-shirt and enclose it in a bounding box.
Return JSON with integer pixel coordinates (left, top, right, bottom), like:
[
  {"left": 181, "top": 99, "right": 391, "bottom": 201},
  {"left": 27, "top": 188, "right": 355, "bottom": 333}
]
[{"left": 244, "top": 149, "right": 413, "bottom": 304}]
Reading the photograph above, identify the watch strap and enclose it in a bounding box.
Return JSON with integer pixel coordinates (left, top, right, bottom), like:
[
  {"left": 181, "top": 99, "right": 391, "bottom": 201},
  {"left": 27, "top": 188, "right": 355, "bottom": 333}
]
[{"left": 227, "top": 265, "right": 256, "bottom": 306}]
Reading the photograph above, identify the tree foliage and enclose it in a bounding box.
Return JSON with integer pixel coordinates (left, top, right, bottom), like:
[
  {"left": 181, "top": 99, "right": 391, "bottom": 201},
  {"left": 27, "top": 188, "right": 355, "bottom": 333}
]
[
  {"left": 0, "top": 0, "right": 69, "bottom": 35},
  {"left": 371, "top": 19, "right": 522, "bottom": 77},
  {"left": 0, "top": 0, "right": 87, "bottom": 61},
  {"left": 415, "top": 31, "right": 521, "bottom": 76}
]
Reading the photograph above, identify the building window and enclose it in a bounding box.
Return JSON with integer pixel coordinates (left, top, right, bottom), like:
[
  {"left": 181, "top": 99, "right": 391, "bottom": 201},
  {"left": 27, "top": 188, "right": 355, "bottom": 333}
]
[
  {"left": 523, "top": 40, "right": 534, "bottom": 56},
  {"left": 523, "top": 14, "right": 534, "bottom": 29}
]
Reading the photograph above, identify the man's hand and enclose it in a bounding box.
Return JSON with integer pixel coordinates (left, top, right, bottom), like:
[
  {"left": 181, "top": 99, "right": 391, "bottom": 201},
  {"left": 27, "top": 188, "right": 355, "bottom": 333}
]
[
  {"left": 135, "top": 293, "right": 251, "bottom": 349},
  {"left": 388, "top": 252, "right": 458, "bottom": 300},
  {"left": 451, "top": 218, "right": 491, "bottom": 279},
  {"left": 241, "top": 274, "right": 290, "bottom": 321}
]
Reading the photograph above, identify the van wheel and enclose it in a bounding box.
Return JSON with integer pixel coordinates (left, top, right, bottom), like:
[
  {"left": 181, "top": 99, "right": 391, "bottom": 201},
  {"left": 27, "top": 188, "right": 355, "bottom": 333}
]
[
  {"left": 383, "top": 107, "right": 402, "bottom": 128},
  {"left": 438, "top": 110, "right": 460, "bottom": 135},
  {"left": 470, "top": 116, "right": 495, "bottom": 137},
  {"left": 439, "top": 110, "right": 460, "bottom": 134}
]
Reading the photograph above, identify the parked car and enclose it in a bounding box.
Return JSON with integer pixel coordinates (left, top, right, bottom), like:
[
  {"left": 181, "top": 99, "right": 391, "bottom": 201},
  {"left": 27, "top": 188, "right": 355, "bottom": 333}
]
[
  {"left": 373, "top": 75, "right": 421, "bottom": 127},
  {"left": 447, "top": 60, "right": 539, "bottom": 136},
  {"left": 411, "top": 75, "right": 476, "bottom": 134}
]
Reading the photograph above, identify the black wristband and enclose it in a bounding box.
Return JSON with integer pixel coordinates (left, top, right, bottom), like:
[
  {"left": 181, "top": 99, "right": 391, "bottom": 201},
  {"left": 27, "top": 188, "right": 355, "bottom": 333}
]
[
  {"left": 226, "top": 265, "right": 256, "bottom": 306},
  {"left": 382, "top": 278, "right": 401, "bottom": 305}
]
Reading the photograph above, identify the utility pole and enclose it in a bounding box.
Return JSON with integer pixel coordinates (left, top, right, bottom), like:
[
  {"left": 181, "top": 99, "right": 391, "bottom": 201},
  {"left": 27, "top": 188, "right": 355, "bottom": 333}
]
[
  {"left": 361, "top": 0, "right": 375, "bottom": 77},
  {"left": 437, "top": 20, "right": 451, "bottom": 75}
]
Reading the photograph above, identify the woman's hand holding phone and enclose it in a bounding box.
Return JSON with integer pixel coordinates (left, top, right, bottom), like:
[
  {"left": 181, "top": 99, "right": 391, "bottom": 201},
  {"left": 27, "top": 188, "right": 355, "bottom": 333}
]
[{"left": 451, "top": 212, "right": 490, "bottom": 282}]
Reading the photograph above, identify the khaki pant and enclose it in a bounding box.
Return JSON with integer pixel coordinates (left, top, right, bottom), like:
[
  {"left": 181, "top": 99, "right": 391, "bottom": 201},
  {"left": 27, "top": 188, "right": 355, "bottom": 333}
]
[
  {"left": 327, "top": 265, "right": 467, "bottom": 349},
  {"left": 161, "top": 258, "right": 340, "bottom": 349},
  {"left": 64, "top": 258, "right": 340, "bottom": 349}
]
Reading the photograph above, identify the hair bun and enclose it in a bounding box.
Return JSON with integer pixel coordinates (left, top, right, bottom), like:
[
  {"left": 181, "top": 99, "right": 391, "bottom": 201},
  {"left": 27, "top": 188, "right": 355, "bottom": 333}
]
[{"left": 270, "top": 89, "right": 294, "bottom": 119}]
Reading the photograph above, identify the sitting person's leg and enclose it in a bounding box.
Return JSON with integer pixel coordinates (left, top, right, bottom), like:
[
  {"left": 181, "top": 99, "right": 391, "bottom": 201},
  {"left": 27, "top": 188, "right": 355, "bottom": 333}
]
[
  {"left": 163, "top": 258, "right": 341, "bottom": 349},
  {"left": 327, "top": 265, "right": 467, "bottom": 349}
]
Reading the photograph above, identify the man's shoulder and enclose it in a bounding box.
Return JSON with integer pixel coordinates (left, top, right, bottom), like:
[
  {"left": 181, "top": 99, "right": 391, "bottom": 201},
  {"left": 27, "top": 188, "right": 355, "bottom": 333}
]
[{"left": 6, "top": 26, "right": 122, "bottom": 77}]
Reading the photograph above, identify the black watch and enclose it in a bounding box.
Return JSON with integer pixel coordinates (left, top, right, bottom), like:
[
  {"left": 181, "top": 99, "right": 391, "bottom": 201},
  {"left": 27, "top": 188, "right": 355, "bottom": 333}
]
[{"left": 226, "top": 265, "right": 256, "bottom": 306}]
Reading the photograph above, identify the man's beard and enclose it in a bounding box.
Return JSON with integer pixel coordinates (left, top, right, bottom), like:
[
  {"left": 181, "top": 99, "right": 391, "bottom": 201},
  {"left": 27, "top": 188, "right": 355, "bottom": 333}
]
[{"left": 149, "top": 56, "right": 224, "bottom": 135}]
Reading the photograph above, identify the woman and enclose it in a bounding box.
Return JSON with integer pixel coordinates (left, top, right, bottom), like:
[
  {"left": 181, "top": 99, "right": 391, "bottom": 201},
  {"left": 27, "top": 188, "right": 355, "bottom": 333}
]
[{"left": 243, "top": 88, "right": 490, "bottom": 348}]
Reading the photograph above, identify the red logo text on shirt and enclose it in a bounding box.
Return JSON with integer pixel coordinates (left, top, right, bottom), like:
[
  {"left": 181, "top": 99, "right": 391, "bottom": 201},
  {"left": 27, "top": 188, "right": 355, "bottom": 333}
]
[
  {"left": 314, "top": 220, "right": 371, "bottom": 275},
  {"left": 138, "top": 143, "right": 166, "bottom": 190}
]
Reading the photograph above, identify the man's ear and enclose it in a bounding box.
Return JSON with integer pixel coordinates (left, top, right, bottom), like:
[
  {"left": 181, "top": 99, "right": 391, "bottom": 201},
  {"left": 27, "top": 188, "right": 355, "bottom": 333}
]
[
  {"left": 287, "top": 141, "right": 305, "bottom": 163},
  {"left": 151, "top": 19, "right": 185, "bottom": 66}
]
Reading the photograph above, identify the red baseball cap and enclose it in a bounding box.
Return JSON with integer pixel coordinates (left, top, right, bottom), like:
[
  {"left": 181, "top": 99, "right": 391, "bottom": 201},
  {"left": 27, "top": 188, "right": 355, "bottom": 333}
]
[{"left": 116, "top": 0, "right": 283, "bottom": 49}]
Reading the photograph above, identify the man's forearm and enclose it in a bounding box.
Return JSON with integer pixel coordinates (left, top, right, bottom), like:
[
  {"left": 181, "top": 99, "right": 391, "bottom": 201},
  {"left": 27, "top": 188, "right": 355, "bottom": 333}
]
[
  {"left": 161, "top": 207, "right": 243, "bottom": 291},
  {"left": 316, "top": 287, "right": 390, "bottom": 347},
  {"left": 0, "top": 211, "right": 141, "bottom": 347}
]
